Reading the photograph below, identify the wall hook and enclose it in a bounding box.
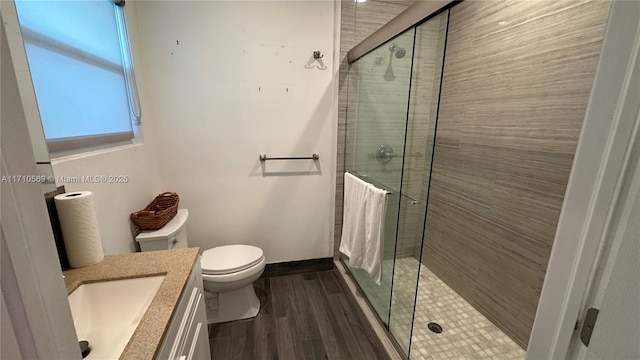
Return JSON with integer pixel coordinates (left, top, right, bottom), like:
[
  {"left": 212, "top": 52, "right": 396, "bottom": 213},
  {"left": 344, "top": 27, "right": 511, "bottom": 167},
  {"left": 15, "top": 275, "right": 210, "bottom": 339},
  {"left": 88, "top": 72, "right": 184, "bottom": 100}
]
[{"left": 306, "top": 51, "right": 327, "bottom": 70}]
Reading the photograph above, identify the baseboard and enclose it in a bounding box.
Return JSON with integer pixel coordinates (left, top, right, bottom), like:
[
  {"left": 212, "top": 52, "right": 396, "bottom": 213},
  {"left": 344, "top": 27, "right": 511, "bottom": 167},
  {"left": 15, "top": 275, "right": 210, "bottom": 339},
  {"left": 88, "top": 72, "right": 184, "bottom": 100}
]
[{"left": 261, "top": 257, "right": 334, "bottom": 278}]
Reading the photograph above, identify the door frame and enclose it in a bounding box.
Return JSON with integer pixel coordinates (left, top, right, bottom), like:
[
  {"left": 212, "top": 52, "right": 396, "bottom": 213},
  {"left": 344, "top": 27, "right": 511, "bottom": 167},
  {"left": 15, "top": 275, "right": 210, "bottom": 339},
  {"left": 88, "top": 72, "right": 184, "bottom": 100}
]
[
  {"left": 1, "top": 7, "right": 81, "bottom": 359},
  {"left": 527, "top": 0, "right": 640, "bottom": 358}
]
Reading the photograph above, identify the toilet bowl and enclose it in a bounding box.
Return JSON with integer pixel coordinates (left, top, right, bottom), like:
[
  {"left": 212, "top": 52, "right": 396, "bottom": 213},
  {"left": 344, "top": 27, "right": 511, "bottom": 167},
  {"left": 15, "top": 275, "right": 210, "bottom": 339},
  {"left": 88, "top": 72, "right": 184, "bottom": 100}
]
[
  {"left": 200, "top": 245, "right": 265, "bottom": 323},
  {"left": 135, "top": 209, "right": 265, "bottom": 324}
]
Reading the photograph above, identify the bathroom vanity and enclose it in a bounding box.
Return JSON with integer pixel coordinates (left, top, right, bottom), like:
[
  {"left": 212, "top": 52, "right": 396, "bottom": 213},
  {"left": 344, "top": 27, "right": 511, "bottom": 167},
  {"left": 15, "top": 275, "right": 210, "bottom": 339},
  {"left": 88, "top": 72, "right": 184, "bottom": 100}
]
[{"left": 63, "top": 248, "right": 211, "bottom": 360}]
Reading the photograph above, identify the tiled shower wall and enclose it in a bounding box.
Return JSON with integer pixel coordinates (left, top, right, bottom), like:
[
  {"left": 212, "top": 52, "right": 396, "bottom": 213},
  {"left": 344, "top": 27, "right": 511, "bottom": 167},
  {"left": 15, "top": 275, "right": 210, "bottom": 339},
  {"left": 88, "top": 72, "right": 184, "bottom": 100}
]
[
  {"left": 334, "top": 0, "right": 415, "bottom": 259},
  {"left": 422, "top": 0, "right": 611, "bottom": 348}
]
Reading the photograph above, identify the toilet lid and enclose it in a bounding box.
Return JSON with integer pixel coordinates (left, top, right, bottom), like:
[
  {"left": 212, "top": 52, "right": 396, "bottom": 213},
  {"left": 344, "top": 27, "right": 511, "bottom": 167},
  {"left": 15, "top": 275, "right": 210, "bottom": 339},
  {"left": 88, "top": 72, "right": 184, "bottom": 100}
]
[{"left": 201, "top": 245, "right": 264, "bottom": 275}]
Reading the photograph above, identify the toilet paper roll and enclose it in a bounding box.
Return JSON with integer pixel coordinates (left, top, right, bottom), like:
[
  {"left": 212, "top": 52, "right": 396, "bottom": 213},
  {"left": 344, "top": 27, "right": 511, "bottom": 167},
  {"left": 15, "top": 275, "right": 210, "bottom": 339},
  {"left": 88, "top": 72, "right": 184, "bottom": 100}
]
[{"left": 54, "top": 191, "right": 104, "bottom": 268}]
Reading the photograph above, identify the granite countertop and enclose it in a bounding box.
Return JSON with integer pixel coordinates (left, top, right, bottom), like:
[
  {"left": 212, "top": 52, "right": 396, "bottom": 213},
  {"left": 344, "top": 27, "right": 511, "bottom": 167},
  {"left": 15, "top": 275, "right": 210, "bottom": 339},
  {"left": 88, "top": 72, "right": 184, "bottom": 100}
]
[{"left": 63, "top": 247, "right": 200, "bottom": 360}]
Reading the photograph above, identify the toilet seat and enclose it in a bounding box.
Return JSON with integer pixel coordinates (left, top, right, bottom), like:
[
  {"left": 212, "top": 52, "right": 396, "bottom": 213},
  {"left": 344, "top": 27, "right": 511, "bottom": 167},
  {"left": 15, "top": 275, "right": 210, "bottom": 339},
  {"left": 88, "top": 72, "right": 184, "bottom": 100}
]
[{"left": 201, "top": 245, "right": 264, "bottom": 275}]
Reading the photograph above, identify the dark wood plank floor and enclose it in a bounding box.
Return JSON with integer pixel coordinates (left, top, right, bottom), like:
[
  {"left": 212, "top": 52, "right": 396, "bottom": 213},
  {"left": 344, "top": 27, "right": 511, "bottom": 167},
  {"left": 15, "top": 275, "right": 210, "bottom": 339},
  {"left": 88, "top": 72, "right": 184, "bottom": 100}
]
[{"left": 208, "top": 270, "right": 391, "bottom": 360}]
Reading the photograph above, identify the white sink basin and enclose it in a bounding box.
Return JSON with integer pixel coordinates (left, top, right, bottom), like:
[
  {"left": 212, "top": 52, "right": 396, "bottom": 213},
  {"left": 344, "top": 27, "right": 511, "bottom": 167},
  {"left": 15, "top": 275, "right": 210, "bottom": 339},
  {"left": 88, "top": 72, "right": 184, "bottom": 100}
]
[{"left": 68, "top": 275, "right": 165, "bottom": 359}]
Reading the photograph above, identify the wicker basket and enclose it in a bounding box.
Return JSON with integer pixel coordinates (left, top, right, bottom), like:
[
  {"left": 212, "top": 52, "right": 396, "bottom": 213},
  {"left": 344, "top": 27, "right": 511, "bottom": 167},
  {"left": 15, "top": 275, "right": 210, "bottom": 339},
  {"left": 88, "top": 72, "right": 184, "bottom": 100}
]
[{"left": 130, "top": 192, "right": 179, "bottom": 231}]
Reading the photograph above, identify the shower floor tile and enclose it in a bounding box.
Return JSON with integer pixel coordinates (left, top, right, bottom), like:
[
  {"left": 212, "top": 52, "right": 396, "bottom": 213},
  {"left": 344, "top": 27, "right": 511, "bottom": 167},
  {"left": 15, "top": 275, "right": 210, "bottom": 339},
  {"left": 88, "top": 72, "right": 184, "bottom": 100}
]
[
  {"left": 345, "top": 257, "right": 525, "bottom": 359},
  {"left": 396, "top": 258, "right": 526, "bottom": 359}
]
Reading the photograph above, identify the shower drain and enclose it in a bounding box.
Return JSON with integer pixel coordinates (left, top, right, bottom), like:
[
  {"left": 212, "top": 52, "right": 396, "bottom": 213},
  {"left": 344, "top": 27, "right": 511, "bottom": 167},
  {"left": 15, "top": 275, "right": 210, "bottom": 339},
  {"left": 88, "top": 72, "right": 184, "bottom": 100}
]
[{"left": 427, "top": 322, "right": 443, "bottom": 334}]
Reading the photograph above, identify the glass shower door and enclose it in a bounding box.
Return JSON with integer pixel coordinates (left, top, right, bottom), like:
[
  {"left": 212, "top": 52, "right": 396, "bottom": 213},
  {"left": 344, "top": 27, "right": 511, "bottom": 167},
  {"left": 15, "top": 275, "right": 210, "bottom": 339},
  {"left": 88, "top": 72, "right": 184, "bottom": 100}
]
[
  {"left": 342, "top": 9, "right": 450, "bottom": 358},
  {"left": 343, "top": 28, "right": 417, "bottom": 326},
  {"left": 389, "top": 11, "right": 449, "bottom": 356}
]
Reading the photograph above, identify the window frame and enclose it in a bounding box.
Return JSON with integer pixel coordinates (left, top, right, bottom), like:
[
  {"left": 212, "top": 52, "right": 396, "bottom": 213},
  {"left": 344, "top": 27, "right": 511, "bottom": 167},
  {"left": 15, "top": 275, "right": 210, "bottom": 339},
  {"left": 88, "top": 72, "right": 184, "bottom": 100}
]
[{"left": 17, "top": 0, "right": 141, "bottom": 154}]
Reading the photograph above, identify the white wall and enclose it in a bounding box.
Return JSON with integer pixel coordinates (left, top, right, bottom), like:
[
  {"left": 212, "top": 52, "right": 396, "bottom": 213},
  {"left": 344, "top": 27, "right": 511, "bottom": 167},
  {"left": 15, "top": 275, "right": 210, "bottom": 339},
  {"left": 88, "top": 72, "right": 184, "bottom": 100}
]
[
  {"left": 134, "top": 1, "right": 337, "bottom": 263},
  {"left": 51, "top": 144, "right": 162, "bottom": 254}
]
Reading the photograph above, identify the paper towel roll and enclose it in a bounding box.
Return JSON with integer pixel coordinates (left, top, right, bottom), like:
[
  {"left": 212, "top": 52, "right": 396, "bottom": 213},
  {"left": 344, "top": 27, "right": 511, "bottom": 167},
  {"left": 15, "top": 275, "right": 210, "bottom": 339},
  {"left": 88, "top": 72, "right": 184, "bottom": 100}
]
[{"left": 54, "top": 191, "right": 104, "bottom": 268}]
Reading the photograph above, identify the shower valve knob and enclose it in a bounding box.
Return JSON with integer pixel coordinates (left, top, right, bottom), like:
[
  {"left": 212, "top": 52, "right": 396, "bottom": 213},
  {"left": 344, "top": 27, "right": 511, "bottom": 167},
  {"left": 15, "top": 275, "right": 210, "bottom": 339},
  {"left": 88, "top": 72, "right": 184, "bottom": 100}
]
[{"left": 375, "top": 144, "right": 395, "bottom": 165}]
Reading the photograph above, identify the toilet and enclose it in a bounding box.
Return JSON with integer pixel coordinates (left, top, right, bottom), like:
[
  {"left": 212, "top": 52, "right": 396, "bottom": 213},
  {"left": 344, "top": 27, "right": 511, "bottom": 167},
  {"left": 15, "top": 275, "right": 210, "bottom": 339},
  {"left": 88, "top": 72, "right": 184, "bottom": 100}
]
[
  {"left": 200, "top": 244, "right": 265, "bottom": 323},
  {"left": 135, "top": 209, "right": 265, "bottom": 324}
]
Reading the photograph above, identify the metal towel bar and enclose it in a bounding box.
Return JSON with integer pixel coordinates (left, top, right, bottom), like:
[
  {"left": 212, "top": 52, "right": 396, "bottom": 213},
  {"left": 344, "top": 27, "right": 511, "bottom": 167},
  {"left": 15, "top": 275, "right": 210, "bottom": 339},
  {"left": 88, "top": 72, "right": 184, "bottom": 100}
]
[
  {"left": 259, "top": 154, "right": 319, "bottom": 161},
  {"left": 346, "top": 170, "right": 421, "bottom": 205}
]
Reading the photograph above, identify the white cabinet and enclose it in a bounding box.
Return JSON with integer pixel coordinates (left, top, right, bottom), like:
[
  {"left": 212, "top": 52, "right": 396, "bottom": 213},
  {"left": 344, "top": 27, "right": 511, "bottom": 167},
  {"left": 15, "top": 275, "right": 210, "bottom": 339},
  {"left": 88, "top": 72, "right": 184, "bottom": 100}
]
[{"left": 156, "top": 259, "right": 210, "bottom": 360}]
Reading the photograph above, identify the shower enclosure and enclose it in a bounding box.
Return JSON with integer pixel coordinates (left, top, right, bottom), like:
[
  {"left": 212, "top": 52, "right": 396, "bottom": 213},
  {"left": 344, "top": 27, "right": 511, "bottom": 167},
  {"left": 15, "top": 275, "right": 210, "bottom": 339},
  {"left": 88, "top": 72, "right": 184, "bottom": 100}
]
[
  {"left": 341, "top": 8, "right": 449, "bottom": 357},
  {"left": 339, "top": 0, "right": 613, "bottom": 356}
]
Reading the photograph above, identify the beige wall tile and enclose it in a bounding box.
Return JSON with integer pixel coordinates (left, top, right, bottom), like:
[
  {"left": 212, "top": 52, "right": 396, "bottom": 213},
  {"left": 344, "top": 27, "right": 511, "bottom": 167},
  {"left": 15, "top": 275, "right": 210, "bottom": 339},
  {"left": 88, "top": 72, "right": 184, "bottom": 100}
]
[{"left": 422, "top": 0, "right": 611, "bottom": 347}]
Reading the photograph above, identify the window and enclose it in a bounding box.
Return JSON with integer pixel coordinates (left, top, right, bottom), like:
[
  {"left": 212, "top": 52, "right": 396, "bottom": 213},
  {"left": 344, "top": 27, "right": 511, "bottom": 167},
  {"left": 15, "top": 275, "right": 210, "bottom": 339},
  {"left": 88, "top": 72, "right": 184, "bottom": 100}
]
[{"left": 15, "top": 0, "right": 141, "bottom": 153}]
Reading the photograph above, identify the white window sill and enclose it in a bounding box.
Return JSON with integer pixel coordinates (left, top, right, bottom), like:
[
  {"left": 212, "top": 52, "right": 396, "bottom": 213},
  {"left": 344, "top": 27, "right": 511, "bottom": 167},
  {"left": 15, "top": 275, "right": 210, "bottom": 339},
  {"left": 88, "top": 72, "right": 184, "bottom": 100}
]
[{"left": 51, "top": 141, "right": 144, "bottom": 165}]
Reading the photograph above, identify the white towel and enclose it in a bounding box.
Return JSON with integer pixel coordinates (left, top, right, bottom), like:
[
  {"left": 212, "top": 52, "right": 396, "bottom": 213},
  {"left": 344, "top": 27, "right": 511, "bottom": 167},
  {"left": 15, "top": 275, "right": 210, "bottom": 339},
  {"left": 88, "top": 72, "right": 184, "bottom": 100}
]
[{"left": 339, "top": 172, "right": 388, "bottom": 284}]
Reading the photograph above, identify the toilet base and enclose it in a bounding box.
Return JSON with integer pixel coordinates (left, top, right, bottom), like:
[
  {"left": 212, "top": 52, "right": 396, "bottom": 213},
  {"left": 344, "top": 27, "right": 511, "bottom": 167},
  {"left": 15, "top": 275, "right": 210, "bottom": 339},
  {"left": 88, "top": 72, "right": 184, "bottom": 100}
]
[{"left": 206, "top": 284, "right": 260, "bottom": 324}]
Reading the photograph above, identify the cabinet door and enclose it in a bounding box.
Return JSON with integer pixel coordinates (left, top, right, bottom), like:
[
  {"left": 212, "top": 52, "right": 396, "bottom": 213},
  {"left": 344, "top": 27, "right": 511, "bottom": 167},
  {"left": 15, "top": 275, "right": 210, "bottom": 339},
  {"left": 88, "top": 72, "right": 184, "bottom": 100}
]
[
  {"left": 156, "top": 258, "right": 211, "bottom": 360},
  {"left": 186, "top": 261, "right": 211, "bottom": 360},
  {"left": 179, "top": 296, "right": 209, "bottom": 360}
]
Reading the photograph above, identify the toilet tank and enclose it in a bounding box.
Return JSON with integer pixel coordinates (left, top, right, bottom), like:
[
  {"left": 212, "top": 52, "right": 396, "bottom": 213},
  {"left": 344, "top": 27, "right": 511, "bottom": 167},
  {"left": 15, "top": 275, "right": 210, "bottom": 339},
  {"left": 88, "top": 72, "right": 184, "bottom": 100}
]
[{"left": 136, "top": 209, "right": 189, "bottom": 252}]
